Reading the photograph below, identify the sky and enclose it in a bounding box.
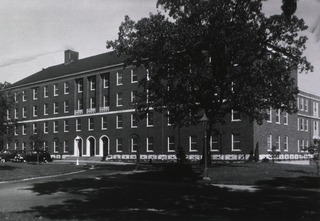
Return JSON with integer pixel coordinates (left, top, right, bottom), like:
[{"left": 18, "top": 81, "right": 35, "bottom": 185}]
[{"left": 0, "top": 0, "right": 319, "bottom": 96}]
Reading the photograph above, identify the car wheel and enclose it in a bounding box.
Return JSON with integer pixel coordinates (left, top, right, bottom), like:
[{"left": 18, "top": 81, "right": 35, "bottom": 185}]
[{"left": 1, "top": 159, "right": 5, "bottom": 163}]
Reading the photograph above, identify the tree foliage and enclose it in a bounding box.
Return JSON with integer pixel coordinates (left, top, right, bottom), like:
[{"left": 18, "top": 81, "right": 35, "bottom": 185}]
[
  {"left": 0, "top": 82, "right": 15, "bottom": 148},
  {"left": 107, "top": 0, "right": 313, "bottom": 127}
]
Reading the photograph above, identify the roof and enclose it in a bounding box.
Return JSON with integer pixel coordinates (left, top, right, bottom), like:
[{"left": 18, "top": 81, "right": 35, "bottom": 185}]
[{"left": 10, "top": 51, "right": 126, "bottom": 89}]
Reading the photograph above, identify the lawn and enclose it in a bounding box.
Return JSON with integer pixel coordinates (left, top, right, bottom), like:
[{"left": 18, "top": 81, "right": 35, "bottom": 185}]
[{"left": 0, "top": 162, "right": 88, "bottom": 182}]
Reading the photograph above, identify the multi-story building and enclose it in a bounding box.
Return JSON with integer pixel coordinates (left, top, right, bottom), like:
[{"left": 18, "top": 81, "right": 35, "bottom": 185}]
[{"left": 4, "top": 50, "right": 320, "bottom": 161}]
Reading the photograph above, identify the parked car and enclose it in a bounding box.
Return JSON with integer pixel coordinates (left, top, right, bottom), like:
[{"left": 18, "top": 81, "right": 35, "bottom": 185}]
[
  {"left": 13, "top": 150, "right": 52, "bottom": 163},
  {"left": 0, "top": 150, "right": 19, "bottom": 162}
]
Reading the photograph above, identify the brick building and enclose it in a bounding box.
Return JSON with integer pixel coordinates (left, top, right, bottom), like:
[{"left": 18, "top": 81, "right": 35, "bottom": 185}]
[{"left": 4, "top": 50, "right": 320, "bottom": 161}]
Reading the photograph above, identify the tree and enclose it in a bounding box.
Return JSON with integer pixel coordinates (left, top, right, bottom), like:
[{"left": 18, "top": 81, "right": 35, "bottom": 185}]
[
  {"left": 107, "top": 0, "right": 313, "bottom": 128},
  {"left": 305, "top": 140, "right": 320, "bottom": 175},
  {"left": 0, "top": 82, "right": 15, "bottom": 151},
  {"left": 29, "top": 131, "right": 46, "bottom": 165}
]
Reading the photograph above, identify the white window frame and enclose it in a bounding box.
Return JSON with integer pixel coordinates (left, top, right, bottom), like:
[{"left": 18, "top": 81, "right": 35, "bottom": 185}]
[
  {"left": 314, "top": 121, "right": 319, "bottom": 137},
  {"left": 267, "top": 135, "right": 272, "bottom": 151},
  {"left": 44, "top": 86, "right": 49, "bottom": 98},
  {"left": 77, "top": 99, "right": 83, "bottom": 110},
  {"left": 64, "top": 82, "right": 69, "bottom": 94},
  {"left": 131, "top": 91, "right": 136, "bottom": 103},
  {"left": 275, "top": 109, "right": 280, "bottom": 124},
  {"left": 116, "top": 115, "right": 123, "bottom": 129},
  {"left": 64, "top": 120, "right": 69, "bottom": 132},
  {"left": 117, "top": 72, "right": 123, "bottom": 85},
  {"left": 33, "top": 88, "right": 38, "bottom": 100},
  {"left": 305, "top": 119, "right": 309, "bottom": 131},
  {"left": 101, "top": 116, "right": 107, "bottom": 130},
  {"left": 231, "top": 134, "right": 241, "bottom": 151},
  {"left": 14, "top": 125, "right": 18, "bottom": 136},
  {"left": 103, "top": 74, "right": 109, "bottom": 88},
  {"left": 88, "top": 118, "right": 94, "bottom": 131},
  {"left": 276, "top": 135, "right": 281, "bottom": 151},
  {"left": 131, "top": 114, "right": 138, "bottom": 128},
  {"left": 305, "top": 99, "right": 308, "bottom": 112},
  {"left": 22, "top": 90, "right": 26, "bottom": 101},
  {"left": 116, "top": 138, "right": 123, "bottom": 152},
  {"left": 22, "top": 107, "right": 26, "bottom": 118},
  {"left": 64, "top": 101, "right": 69, "bottom": 113},
  {"left": 313, "top": 102, "right": 319, "bottom": 118},
  {"left": 33, "top": 105, "right": 37, "bottom": 117},
  {"left": 44, "top": 104, "right": 48, "bottom": 116},
  {"left": 267, "top": 108, "right": 272, "bottom": 123},
  {"left": 53, "top": 121, "right": 58, "bottom": 133},
  {"left": 22, "top": 124, "right": 26, "bottom": 135},
  {"left": 284, "top": 136, "right": 289, "bottom": 152},
  {"left": 53, "top": 141, "right": 58, "bottom": 153},
  {"left": 44, "top": 122, "right": 48, "bottom": 134},
  {"left": 146, "top": 137, "right": 154, "bottom": 152},
  {"left": 284, "top": 112, "right": 288, "bottom": 125},
  {"left": 131, "top": 137, "right": 138, "bottom": 153},
  {"left": 189, "top": 135, "right": 198, "bottom": 152},
  {"left": 6, "top": 110, "right": 10, "bottom": 120},
  {"left": 64, "top": 141, "right": 69, "bottom": 153},
  {"left": 77, "top": 80, "right": 83, "bottom": 93},
  {"left": 231, "top": 110, "right": 241, "bottom": 122},
  {"left": 103, "top": 95, "right": 109, "bottom": 107},
  {"left": 76, "top": 119, "right": 81, "bottom": 131},
  {"left": 14, "top": 108, "right": 18, "bottom": 119},
  {"left": 116, "top": 93, "right": 123, "bottom": 107},
  {"left": 131, "top": 69, "right": 138, "bottom": 83},
  {"left": 210, "top": 134, "right": 220, "bottom": 152},
  {"left": 147, "top": 112, "right": 154, "bottom": 127},
  {"left": 89, "top": 77, "right": 96, "bottom": 91},
  {"left": 167, "top": 136, "right": 175, "bottom": 152},
  {"left": 54, "top": 102, "right": 58, "bottom": 114},
  {"left": 32, "top": 123, "right": 37, "bottom": 134},
  {"left": 54, "top": 84, "right": 58, "bottom": 96},
  {"left": 300, "top": 98, "right": 304, "bottom": 111}
]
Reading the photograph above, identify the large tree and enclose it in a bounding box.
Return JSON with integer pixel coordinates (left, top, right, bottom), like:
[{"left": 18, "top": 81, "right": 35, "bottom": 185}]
[
  {"left": 0, "top": 82, "right": 15, "bottom": 150},
  {"left": 107, "top": 0, "right": 313, "bottom": 127}
]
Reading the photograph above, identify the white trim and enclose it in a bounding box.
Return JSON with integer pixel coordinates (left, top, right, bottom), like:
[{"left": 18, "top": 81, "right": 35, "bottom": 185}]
[
  {"left": 53, "top": 84, "right": 58, "bottom": 96},
  {"left": 275, "top": 109, "right": 280, "bottom": 124},
  {"left": 99, "top": 135, "right": 110, "bottom": 156},
  {"left": 298, "top": 113, "right": 320, "bottom": 120},
  {"left": 167, "top": 136, "right": 175, "bottom": 152},
  {"left": 86, "top": 136, "right": 96, "bottom": 156},
  {"left": 101, "top": 116, "right": 107, "bottom": 130},
  {"left": 298, "top": 92, "right": 320, "bottom": 102},
  {"left": 17, "top": 108, "right": 136, "bottom": 124},
  {"left": 131, "top": 114, "right": 138, "bottom": 128},
  {"left": 189, "top": 135, "right": 198, "bottom": 152},
  {"left": 146, "top": 137, "right": 154, "bottom": 152}
]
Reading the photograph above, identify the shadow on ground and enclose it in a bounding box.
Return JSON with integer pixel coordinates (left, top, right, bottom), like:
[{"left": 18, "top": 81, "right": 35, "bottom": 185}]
[
  {"left": 0, "top": 165, "right": 17, "bottom": 171},
  {"left": 17, "top": 169, "right": 320, "bottom": 221}
]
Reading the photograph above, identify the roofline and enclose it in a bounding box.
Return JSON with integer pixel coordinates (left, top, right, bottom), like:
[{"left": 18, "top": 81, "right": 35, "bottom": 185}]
[{"left": 7, "top": 62, "right": 126, "bottom": 90}]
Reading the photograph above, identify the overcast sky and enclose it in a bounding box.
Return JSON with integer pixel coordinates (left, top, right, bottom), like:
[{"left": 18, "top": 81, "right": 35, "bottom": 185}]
[{"left": 0, "top": 0, "right": 319, "bottom": 96}]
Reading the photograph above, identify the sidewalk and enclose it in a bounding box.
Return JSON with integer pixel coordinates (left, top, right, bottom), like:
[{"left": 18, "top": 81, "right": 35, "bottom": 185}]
[{"left": 52, "top": 159, "right": 135, "bottom": 165}]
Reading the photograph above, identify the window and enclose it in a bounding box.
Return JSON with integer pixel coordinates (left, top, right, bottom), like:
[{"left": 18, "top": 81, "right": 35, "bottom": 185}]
[
  {"left": 14, "top": 141, "right": 18, "bottom": 150},
  {"left": 22, "top": 124, "right": 26, "bottom": 135},
  {"left": 64, "top": 82, "right": 69, "bottom": 94},
  {"left": 146, "top": 69, "right": 150, "bottom": 81},
  {"left": 53, "top": 140, "right": 58, "bottom": 153},
  {"left": 53, "top": 84, "right": 58, "bottom": 96},
  {"left": 43, "top": 141, "right": 48, "bottom": 151},
  {"left": 116, "top": 138, "right": 123, "bottom": 152},
  {"left": 117, "top": 72, "right": 123, "bottom": 85},
  {"left": 33, "top": 105, "right": 37, "bottom": 117},
  {"left": 131, "top": 91, "right": 136, "bottom": 104},
  {"left": 14, "top": 126, "right": 18, "bottom": 136},
  {"left": 167, "top": 111, "right": 173, "bottom": 126},
  {"left": 267, "top": 135, "right": 272, "bottom": 151},
  {"left": 89, "top": 77, "right": 96, "bottom": 91},
  {"left": 44, "top": 122, "right": 48, "bottom": 134},
  {"left": 22, "top": 90, "right": 26, "bottom": 101},
  {"left": 6, "top": 110, "right": 10, "bottom": 120},
  {"left": 53, "top": 121, "right": 58, "bottom": 133},
  {"left": 189, "top": 136, "right": 198, "bottom": 152},
  {"left": 116, "top": 93, "right": 123, "bottom": 107},
  {"left": 64, "top": 101, "right": 69, "bottom": 113},
  {"left": 102, "top": 73, "right": 109, "bottom": 88},
  {"left": 147, "top": 137, "right": 154, "bottom": 152},
  {"left": 313, "top": 102, "right": 319, "bottom": 117},
  {"left": 168, "top": 136, "right": 175, "bottom": 152},
  {"left": 300, "top": 118, "right": 304, "bottom": 131},
  {"left": 14, "top": 92, "right": 17, "bottom": 103},
  {"left": 299, "top": 98, "right": 304, "bottom": 110},
  {"left": 305, "top": 99, "right": 308, "bottom": 112},
  {"left": 77, "top": 99, "right": 83, "bottom": 110},
  {"left": 54, "top": 102, "right": 58, "bottom": 114},
  {"left": 210, "top": 134, "right": 220, "bottom": 151},
  {"left": 22, "top": 142, "right": 26, "bottom": 151},
  {"left": 276, "top": 135, "right": 281, "bottom": 151},
  {"left": 32, "top": 88, "right": 38, "bottom": 100},
  {"left": 14, "top": 108, "right": 18, "bottom": 119},
  {"left": 305, "top": 140, "right": 309, "bottom": 151},
  {"left": 32, "top": 123, "right": 37, "bottom": 134},
  {"left": 76, "top": 119, "right": 81, "bottom": 131},
  {"left": 284, "top": 112, "right": 288, "bottom": 125},
  {"left": 64, "top": 141, "right": 69, "bottom": 153},
  {"left": 88, "top": 118, "right": 94, "bottom": 131},
  {"left": 22, "top": 107, "right": 26, "bottom": 118},
  {"left": 298, "top": 139, "right": 305, "bottom": 152},
  {"left": 131, "top": 137, "right": 139, "bottom": 152},
  {"left": 147, "top": 112, "right": 154, "bottom": 127},
  {"left": 44, "top": 86, "right": 49, "bottom": 98},
  {"left": 44, "top": 104, "right": 48, "bottom": 115},
  {"left": 131, "top": 69, "right": 138, "bottom": 83},
  {"left": 101, "top": 116, "right": 107, "bottom": 130},
  {"left": 77, "top": 79, "right": 83, "bottom": 93},
  {"left": 116, "top": 115, "right": 123, "bottom": 129},
  {"left": 314, "top": 121, "right": 319, "bottom": 137},
  {"left": 267, "top": 108, "right": 272, "bottom": 123},
  {"left": 64, "top": 120, "right": 69, "bottom": 132},
  {"left": 89, "top": 97, "right": 95, "bottom": 109},
  {"left": 131, "top": 114, "right": 138, "bottom": 128},
  {"left": 276, "top": 109, "right": 280, "bottom": 124},
  {"left": 231, "top": 110, "right": 241, "bottom": 121},
  {"left": 305, "top": 119, "right": 309, "bottom": 131},
  {"left": 103, "top": 95, "right": 109, "bottom": 107},
  {"left": 232, "top": 134, "right": 241, "bottom": 151}
]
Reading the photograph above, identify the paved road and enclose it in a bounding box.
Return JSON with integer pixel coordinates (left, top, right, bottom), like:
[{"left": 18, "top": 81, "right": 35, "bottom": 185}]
[{"left": 0, "top": 166, "right": 129, "bottom": 212}]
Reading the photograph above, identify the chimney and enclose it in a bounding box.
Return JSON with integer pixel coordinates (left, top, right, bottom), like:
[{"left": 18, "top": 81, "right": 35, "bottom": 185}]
[{"left": 64, "top": 50, "right": 79, "bottom": 65}]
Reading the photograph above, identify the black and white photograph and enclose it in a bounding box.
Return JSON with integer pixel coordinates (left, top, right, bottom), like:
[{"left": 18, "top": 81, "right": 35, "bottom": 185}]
[{"left": 0, "top": 0, "right": 319, "bottom": 220}]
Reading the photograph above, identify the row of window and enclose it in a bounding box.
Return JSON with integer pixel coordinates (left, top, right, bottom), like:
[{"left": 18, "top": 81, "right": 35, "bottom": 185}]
[
  {"left": 298, "top": 97, "right": 319, "bottom": 117},
  {"left": 13, "top": 113, "right": 158, "bottom": 136},
  {"left": 14, "top": 71, "right": 139, "bottom": 103},
  {"left": 267, "top": 109, "right": 289, "bottom": 124},
  {"left": 266, "top": 134, "right": 310, "bottom": 152},
  {"left": 8, "top": 140, "right": 69, "bottom": 153}
]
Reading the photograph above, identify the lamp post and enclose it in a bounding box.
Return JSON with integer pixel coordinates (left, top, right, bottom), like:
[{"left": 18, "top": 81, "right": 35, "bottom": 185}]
[
  {"left": 75, "top": 136, "right": 81, "bottom": 166},
  {"left": 200, "top": 112, "right": 211, "bottom": 181}
]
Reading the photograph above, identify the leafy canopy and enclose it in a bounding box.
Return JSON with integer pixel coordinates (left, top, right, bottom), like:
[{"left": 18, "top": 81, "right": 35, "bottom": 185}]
[{"left": 107, "top": 0, "right": 313, "bottom": 126}]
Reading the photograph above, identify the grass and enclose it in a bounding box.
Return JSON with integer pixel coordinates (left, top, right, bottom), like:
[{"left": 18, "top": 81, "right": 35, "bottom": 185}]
[{"left": 0, "top": 162, "right": 88, "bottom": 182}]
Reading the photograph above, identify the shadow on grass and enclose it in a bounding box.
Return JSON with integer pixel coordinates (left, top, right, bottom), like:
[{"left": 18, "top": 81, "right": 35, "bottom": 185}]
[
  {"left": 0, "top": 165, "right": 17, "bottom": 171},
  {"left": 17, "top": 170, "right": 320, "bottom": 221},
  {"left": 255, "top": 176, "right": 320, "bottom": 189},
  {"left": 285, "top": 169, "right": 315, "bottom": 175}
]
